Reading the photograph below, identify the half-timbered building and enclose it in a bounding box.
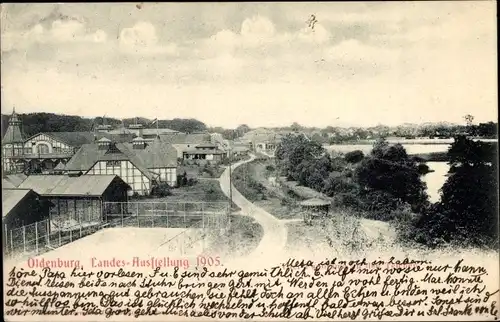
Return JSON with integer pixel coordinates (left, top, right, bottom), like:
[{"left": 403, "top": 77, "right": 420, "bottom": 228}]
[{"left": 64, "top": 136, "right": 178, "bottom": 195}]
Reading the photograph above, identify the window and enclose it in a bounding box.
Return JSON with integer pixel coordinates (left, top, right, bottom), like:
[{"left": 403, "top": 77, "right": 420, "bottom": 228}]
[
  {"left": 106, "top": 160, "right": 120, "bottom": 167},
  {"left": 36, "top": 143, "right": 50, "bottom": 154}
]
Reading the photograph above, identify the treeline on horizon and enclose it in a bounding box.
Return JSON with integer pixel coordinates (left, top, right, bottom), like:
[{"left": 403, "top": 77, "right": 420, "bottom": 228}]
[
  {"left": 0, "top": 113, "right": 208, "bottom": 138},
  {"left": 1, "top": 112, "right": 497, "bottom": 140}
]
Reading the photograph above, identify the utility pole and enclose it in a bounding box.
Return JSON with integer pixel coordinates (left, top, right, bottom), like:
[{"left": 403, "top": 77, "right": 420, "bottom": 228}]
[{"left": 228, "top": 145, "right": 232, "bottom": 211}]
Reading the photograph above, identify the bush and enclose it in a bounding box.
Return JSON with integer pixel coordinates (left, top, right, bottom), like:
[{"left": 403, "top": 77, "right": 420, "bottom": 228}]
[
  {"left": 332, "top": 192, "right": 362, "bottom": 210},
  {"left": 417, "top": 163, "right": 431, "bottom": 175},
  {"left": 265, "top": 164, "right": 276, "bottom": 172},
  {"left": 323, "top": 172, "right": 357, "bottom": 197},
  {"left": 345, "top": 150, "right": 364, "bottom": 163},
  {"left": 151, "top": 182, "right": 172, "bottom": 197},
  {"left": 204, "top": 187, "right": 219, "bottom": 201}
]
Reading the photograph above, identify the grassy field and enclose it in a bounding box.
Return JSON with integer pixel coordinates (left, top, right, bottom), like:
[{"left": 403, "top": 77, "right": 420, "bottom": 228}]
[
  {"left": 284, "top": 210, "right": 393, "bottom": 258},
  {"left": 132, "top": 180, "right": 240, "bottom": 211},
  {"left": 179, "top": 164, "right": 226, "bottom": 179},
  {"left": 232, "top": 160, "right": 304, "bottom": 220},
  {"left": 205, "top": 214, "right": 264, "bottom": 257}
]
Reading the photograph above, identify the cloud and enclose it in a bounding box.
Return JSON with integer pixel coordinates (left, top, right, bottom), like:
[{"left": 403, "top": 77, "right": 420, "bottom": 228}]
[
  {"left": 1, "top": 19, "right": 107, "bottom": 53},
  {"left": 118, "top": 21, "right": 178, "bottom": 56},
  {"left": 325, "top": 39, "right": 399, "bottom": 65}
]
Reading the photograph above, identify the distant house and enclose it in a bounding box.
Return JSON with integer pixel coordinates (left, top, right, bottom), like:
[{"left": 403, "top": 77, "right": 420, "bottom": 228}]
[
  {"left": 242, "top": 129, "right": 283, "bottom": 153},
  {"left": 182, "top": 143, "right": 225, "bottom": 164},
  {"left": 64, "top": 137, "right": 178, "bottom": 194},
  {"left": 159, "top": 132, "right": 213, "bottom": 158},
  {"left": 2, "top": 188, "right": 52, "bottom": 232},
  {"left": 109, "top": 124, "right": 180, "bottom": 139},
  {"left": 210, "top": 133, "right": 231, "bottom": 155},
  {"left": 231, "top": 145, "right": 250, "bottom": 157},
  {"left": 18, "top": 175, "right": 131, "bottom": 229}
]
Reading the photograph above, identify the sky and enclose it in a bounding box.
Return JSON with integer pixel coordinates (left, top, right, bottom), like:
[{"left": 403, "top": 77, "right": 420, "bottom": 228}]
[{"left": 1, "top": 2, "right": 497, "bottom": 128}]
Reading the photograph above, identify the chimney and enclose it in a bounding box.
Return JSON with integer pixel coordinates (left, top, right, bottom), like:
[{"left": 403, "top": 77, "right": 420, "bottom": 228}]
[{"left": 129, "top": 124, "right": 144, "bottom": 138}]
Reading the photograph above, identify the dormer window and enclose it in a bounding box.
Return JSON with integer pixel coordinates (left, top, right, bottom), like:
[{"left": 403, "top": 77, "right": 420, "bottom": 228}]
[
  {"left": 132, "top": 137, "right": 146, "bottom": 149},
  {"left": 98, "top": 137, "right": 112, "bottom": 150}
]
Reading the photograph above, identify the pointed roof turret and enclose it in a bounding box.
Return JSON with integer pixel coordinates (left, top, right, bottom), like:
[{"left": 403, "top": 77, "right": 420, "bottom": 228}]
[{"left": 2, "top": 108, "right": 24, "bottom": 144}]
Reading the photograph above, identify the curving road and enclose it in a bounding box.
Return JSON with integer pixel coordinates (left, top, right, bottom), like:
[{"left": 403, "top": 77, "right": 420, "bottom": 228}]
[{"left": 219, "top": 155, "right": 288, "bottom": 267}]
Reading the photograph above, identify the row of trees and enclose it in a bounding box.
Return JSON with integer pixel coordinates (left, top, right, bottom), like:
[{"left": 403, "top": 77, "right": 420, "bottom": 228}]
[
  {"left": 1, "top": 113, "right": 208, "bottom": 137},
  {"left": 275, "top": 133, "right": 498, "bottom": 249}
]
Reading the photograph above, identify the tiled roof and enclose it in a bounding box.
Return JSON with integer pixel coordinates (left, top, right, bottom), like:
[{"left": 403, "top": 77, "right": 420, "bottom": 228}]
[
  {"left": 196, "top": 143, "right": 218, "bottom": 148},
  {"left": 34, "top": 132, "right": 96, "bottom": 147},
  {"left": 2, "top": 179, "right": 16, "bottom": 189},
  {"left": 184, "top": 149, "right": 224, "bottom": 155},
  {"left": 2, "top": 112, "right": 24, "bottom": 144},
  {"left": 159, "top": 133, "right": 211, "bottom": 145},
  {"left": 3, "top": 173, "right": 28, "bottom": 187},
  {"left": 242, "top": 129, "right": 282, "bottom": 143},
  {"left": 142, "top": 128, "right": 179, "bottom": 136},
  {"left": 2, "top": 188, "right": 37, "bottom": 216},
  {"left": 18, "top": 175, "right": 130, "bottom": 197},
  {"left": 25, "top": 132, "right": 135, "bottom": 147},
  {"left": 64, "top": 143, "right": 153, "bottom": 180},
  {"left": 123, "top": 139, "right": 178, "bottom": 168},
  {"left": 54, "top": 162, "right": 66, "bottom": 171},
  {"left": 64, "top": 138, "right": 177, "bottom": 178}
]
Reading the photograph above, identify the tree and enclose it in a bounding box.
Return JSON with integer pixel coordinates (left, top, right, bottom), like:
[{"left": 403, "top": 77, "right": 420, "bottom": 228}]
[
  {"left": 404, "top": 137, "right": 498, "bottom": 248},
  {"left": 290, "top": 122, "right": 302, "bottom": 133},
  {"left": 235, "top": 124, "right": 251, "bottom": 137},
  {"left": 356, "top": 139, "right": 429, "bottom": 212},
  {"left": 344, "top": 150, "right": 364, "bottom": 163},
  {"left": 275, "top": 134, "right": 325, "bottom": 181}
]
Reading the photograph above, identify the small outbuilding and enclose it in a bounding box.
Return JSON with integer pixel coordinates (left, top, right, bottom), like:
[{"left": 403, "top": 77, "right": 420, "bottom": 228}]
[
  {"left": 18, "top": 174, "right": 131, "bottom": 230},
  {"left": 299, "top": 198, "right": 331, "bottom": 225},
  {"left": 2, "top": 188, "right": 52, "bottom": 230}
]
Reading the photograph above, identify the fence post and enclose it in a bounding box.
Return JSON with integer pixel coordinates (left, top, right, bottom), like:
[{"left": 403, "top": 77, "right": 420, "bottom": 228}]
[
  {"left": 137, "top": 203, "right": 139, "bottom": 227},
  {"left": 46, "top": 220, "right": 50, "bottom": 247},
  {"left": 152, "top": 203, "right": 155, "bottom": 228},
  {"left": 202, "top": 203, "right": 205, "bottom": 229},
  {"left": 166, "top": 202, "right": 169, "bottom": 228},
  {"left": 4, "top": 224, "right": 8, "bottom": 255},
  {"left": 183, "top": 203, "right": 186, "bottom": 228},
  {"left": 59, "top": 229, "right": 61, "bottom": 246},
  {"left": 10, "top": 228, "right": 14, "bottom": 255},
  {"left": 23, "top": 226, "right": 26, "bottom": 253},
  {"left": 121, "top": 203, "right": 124, "bottom": 227},
  {"left": 35, "top": 222, "right": 39, "bottom": 254},
  {"left": 70, "top": 229, "right": 72, "bottom": 243}
]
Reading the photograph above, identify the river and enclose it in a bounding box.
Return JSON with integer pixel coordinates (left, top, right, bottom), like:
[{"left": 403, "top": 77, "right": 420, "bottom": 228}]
[{"left": 326, "top": 143, "right": 451, "bottom": 203}]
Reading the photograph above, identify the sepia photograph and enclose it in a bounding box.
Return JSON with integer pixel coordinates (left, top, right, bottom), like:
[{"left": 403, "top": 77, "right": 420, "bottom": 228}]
[{"left": 2, "top": 2, "right": 498, "bottom": 321}]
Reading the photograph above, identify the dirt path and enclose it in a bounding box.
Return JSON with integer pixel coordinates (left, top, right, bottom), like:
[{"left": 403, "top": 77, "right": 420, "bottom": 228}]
[{"left": 219, "top": 155, "right": 288, "bottom": 267}]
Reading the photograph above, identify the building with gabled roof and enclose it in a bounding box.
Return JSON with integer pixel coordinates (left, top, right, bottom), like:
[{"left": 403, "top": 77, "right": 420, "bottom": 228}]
[
  {"left": 2, "top": 109, "right": 26, "bottom": 173},
  {"left": 2, "top": 188, "right": 52, "bottom": 234},
  {"left": 64, "top": 136, "right": 178, "bottom": 194},
  {"left": 1, "top": 108, "right": 137, "bottom": 175},
  {"left": 18, "top": 174, "right": 131, "bottom": 230},
  {"left": 159, "top": 132, "right": 213, "bottom": 159}
]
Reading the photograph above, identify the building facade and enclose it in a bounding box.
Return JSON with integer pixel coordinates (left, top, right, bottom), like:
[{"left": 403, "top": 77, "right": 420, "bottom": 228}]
[
  {"left": 18, "top": 174, "right": 131, "bottom": 229},
  {"left": 2, "top": 110, "right": 26, "bottom": 173},
  {"left": 65, "top": 137, "right": 178, "bottom": 195}
]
